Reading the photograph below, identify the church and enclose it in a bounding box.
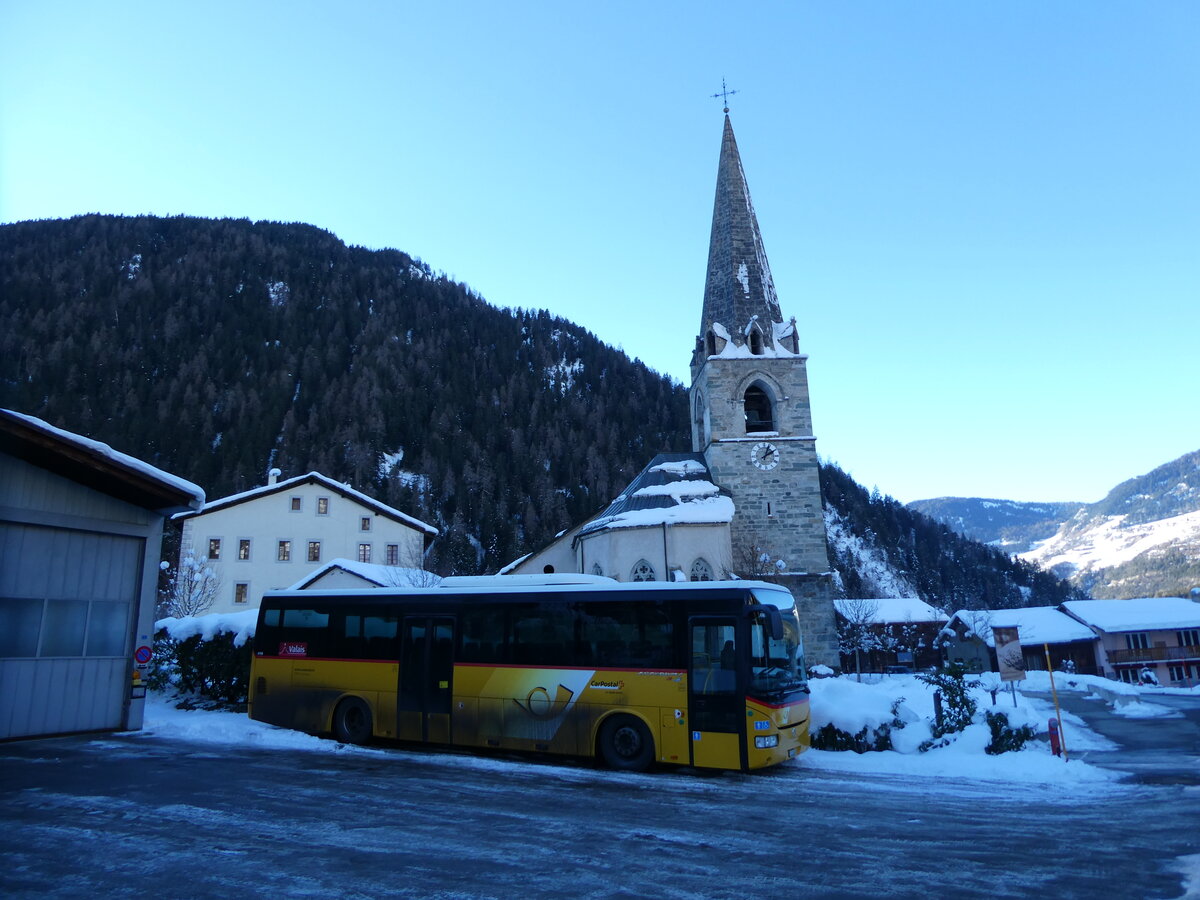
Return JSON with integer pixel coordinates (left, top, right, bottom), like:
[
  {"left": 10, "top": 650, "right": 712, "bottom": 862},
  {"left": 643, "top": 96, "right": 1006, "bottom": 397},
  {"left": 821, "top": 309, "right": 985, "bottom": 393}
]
[{"left": 503, "top": 112, "right": 838, "bottom": 666}]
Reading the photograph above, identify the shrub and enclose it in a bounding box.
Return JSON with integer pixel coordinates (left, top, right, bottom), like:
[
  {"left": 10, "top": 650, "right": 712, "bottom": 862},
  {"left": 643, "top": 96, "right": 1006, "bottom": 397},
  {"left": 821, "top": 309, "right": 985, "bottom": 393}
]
[
  {"left": 918, "top": 662, "right": 977, "bottom": 738},
  {"left": 151, "top": 627, "right": 252, "bottom": 708},
  {"left": 984, "top": 711, "right": 1035, "bottom": 755}
]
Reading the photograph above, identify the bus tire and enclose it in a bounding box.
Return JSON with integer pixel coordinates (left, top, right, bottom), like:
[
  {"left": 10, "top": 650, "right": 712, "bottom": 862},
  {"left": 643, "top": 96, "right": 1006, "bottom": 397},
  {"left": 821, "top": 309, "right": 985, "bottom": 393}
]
[
  {"left": 598, "top": 715, "right": 654, "bottom": 772},
  {"left": 332, "top": 697, "right": 372, "bottom": 745}
]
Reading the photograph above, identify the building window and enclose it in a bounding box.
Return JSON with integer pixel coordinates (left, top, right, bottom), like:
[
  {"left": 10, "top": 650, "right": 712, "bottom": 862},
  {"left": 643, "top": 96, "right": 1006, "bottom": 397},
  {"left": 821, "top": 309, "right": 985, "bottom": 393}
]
[
  {"left": 1125, "top": 632, "right": 1150, "bottom": 651},
  {"left": 278, "top": 540, "right": 291, "bottom": 562},
  {"left": 1168, "top": 664, "right": 1197, "bottom": 684},
  {"left": 764, "top": 500, "right": 775, "bottom": 518},
  {"left": 631, "top": 559, "right": 656, "bottom": 582},
  {"left": 358, "top": 543, "right": 371, "bottom": 563},
  {"left": 386, "top": 544, "right": 399, "bottom": 565},
  {"left": 290, "top": 496, "right": 302, "bottom": 512},
  {"left": 308, "top": 541, "right": 321, "bottom": 563},
  {"left": 1177, "top": 629, "right": 1199, "bottom": 648},
  {"left": 744, "top": 384, "right": 774, "bottom": 433},
  {"left": 591, "top": 563, "right": 604, "bottom": 577},
  {"left": 1115, "top": 667, "right": 1139, "bottom": 684},
  {"left": 360, "top": 516, "right": 372, "bottom": 532},
  {"left": 317, "top": 497, "right": 329, "bottom": 515},
  {"left": 234, "top": 583, "right": 249, "bottom": 605},
  {"left": 208, "top": 538, "right": 221, "bottom": 560},
  {"left": 238, "top": 539, "right": 251, "bottom": 560},
  {"left": 690, "top": 559, "right": 714, "bottom": 581}
]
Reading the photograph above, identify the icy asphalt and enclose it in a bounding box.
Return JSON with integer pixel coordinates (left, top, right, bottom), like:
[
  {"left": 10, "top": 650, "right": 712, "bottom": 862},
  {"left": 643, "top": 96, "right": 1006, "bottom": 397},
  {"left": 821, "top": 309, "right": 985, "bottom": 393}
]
[{"left": 2, "top": 699, "right": 1199, "bottom": 900}]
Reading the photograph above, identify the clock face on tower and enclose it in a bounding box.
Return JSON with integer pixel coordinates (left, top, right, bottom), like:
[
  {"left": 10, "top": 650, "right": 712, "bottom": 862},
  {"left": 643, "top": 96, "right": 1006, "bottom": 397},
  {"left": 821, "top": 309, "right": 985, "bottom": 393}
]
[{"left": 751, "top": 441, "right": 779, "bottom": 471}]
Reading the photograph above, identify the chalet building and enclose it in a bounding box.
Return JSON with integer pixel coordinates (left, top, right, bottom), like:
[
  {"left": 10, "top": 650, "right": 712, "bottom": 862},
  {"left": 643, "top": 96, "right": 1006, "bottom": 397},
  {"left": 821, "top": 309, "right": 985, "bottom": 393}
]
[
  {"left": 1061, "top": 597, "right": 1200, "bottom": 686},
  {"left": 173, "top": 470, "right": 436, "bottom": 615},
  {"left": 0, "top": 409, "right": 203, "bottom": 740},
  {"left": 834, "top": 598, "right": 948, "bottom": 672},
  {"left": 941, "top": 607, "right": 1099, "bottom": 675},
  {"left": 504, "top": 111, "right": 838, "bottom": 666}
]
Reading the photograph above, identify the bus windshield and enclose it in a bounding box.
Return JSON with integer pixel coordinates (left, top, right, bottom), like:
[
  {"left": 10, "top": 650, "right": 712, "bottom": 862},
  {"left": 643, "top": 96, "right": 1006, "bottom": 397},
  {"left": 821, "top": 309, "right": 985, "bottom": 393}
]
[{"left": 748, "top": 607, "right": 807, "bottom": 700}]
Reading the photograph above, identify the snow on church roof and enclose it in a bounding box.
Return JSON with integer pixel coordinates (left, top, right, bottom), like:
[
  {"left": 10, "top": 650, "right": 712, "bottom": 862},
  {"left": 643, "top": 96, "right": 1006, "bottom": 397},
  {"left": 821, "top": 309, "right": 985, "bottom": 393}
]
[{"left": 576, "top": 452, "right": 734, "bottom": 540}]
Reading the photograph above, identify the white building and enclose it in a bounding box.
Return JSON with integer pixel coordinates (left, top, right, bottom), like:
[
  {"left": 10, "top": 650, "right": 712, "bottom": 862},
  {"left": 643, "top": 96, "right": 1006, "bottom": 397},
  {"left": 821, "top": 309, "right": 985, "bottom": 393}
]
[
  {"left": 290, "top": 557, "right": 441, "bottom": 591},
  {"left": 173, "top": 470, "right": 436, "bottom": 615}
]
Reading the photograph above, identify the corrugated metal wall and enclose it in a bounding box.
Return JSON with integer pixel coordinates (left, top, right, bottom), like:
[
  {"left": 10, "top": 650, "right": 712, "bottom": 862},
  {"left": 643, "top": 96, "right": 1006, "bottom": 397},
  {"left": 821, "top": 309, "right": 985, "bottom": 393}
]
[{"left": 1, "top": 492, "right": 146, "bottom": 739}]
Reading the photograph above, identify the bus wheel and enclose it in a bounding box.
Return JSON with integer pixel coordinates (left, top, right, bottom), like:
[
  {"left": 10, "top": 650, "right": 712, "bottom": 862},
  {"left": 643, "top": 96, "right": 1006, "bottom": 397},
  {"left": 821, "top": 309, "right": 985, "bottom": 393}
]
[
  {"left": 599, "top": 715, "right": 654, "bottom": 772},
  {"left": 332, "top": 697, "right": 372, "bottom": 745}
]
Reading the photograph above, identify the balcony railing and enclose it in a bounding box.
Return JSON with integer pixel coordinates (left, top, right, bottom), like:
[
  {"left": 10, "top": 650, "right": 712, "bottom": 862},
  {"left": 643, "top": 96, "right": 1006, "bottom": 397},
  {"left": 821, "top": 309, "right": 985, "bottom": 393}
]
[{"left": 1107, "top": 645, "right": 1200, "bottom": 665}]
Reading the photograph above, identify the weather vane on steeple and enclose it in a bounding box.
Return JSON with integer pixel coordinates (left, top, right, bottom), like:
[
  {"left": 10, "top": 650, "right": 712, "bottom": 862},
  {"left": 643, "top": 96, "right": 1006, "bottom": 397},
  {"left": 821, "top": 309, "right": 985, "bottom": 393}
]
[{"left": 710, "top": 78, "right": 739, "bottom": 113}]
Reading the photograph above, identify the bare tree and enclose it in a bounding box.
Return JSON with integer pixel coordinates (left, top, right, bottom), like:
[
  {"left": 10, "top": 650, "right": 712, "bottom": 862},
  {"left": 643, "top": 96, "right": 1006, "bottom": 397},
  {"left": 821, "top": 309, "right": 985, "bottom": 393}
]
[
  {"left": 158, "top": 553, "right": 221, "bottom": 618},
  {"left": 836, "top": 598, "right": 881, "bottom": 682},
  {"left": 381, "top": 539, "right": 442, "bottom": 588},
  {"left": 730, "top": 532, "right": 786, "bottom": 581}
]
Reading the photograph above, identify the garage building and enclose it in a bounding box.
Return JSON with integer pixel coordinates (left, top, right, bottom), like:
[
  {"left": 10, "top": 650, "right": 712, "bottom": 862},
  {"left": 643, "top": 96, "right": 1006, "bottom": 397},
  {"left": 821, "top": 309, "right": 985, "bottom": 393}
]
[{"left": 0, "top": 409, "right": 203, "bottom": 740}]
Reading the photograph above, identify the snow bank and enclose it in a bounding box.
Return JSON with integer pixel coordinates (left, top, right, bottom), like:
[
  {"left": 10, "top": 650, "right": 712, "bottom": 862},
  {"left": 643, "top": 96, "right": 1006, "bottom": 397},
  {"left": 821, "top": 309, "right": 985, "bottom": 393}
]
[
  {"left": 155, "top": 610, "right": 258, "bottom": 647},
  {"left": 807, "top": 673, "right": 1122, "bottom": 784}
]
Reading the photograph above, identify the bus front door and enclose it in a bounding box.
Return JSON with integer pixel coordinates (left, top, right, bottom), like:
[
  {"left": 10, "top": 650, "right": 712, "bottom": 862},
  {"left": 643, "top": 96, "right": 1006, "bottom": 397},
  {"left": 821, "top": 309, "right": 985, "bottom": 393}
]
[
  {"left": 398, "top": 616, "right": 455, "bottom": 744},
  {"left": 688, "top": 618, "right": 745, "bottom": 770}
]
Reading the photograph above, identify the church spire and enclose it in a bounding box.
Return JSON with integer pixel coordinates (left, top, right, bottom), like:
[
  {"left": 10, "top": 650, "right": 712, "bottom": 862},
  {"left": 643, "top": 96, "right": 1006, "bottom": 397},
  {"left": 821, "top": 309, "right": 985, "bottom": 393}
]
[{"left": 695, "top": 114, "right": 785, "bottom": 366}]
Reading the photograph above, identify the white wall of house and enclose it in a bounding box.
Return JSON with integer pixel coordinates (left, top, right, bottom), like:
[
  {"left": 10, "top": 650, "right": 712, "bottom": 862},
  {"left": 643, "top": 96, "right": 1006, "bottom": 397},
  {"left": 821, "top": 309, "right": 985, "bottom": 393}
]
[
  {"left": 579, "top": 523, "right": 732, "bottom": 583},
  {"left": 179, "top": 481, "right": 426, "bottom": 614}
]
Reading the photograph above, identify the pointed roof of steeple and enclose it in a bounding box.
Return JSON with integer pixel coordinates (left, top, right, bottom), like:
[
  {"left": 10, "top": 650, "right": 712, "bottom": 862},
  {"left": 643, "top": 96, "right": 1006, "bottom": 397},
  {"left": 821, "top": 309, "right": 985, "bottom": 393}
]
[{"left": 698, "top": 114, "right": 783, "bottom": 348}]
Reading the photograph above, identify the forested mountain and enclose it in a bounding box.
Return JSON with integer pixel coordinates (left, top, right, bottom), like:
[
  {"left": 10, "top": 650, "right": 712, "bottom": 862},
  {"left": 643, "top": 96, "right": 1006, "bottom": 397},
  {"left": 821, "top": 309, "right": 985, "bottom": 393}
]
[
  {"left": 0, "top": 214, "right": 690, "bottom": 573},
  {"left": 821, "top": 464, "right": 1085, "bottom": 610},
  {"left": 906, "top": 497, "right": 1084, "bottom": 553},
  {"left": 1, "top": 214, "right": 1083, "bottom": 608}
]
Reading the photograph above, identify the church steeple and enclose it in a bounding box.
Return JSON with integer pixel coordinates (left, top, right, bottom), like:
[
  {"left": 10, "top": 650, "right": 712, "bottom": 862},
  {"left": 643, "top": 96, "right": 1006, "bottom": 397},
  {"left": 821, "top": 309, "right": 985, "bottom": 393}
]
[{"left": 694, "top": 114, "right": 788, "bottom": 370}]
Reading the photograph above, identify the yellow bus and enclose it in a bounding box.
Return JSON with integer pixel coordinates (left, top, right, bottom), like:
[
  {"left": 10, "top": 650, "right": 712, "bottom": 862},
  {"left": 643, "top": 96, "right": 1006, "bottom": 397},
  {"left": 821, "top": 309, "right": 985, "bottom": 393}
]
[{"left": 248, "top": 575, "right": 810, "bottom": 772}]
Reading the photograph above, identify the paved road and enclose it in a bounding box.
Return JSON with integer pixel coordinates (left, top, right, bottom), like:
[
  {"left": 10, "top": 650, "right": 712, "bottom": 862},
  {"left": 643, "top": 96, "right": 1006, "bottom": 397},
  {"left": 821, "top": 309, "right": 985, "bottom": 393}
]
[
  {"left": 1039, "top": 691, "right": 1200, "bottom": 785},
  {"left": 2, "top": 726, "right": 1199, "bottom": 899}
]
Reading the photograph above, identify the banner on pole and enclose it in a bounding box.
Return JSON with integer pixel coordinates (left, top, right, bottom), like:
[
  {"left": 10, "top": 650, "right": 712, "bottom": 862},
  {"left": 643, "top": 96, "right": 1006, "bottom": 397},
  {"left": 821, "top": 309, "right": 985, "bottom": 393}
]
[{"left": 993, "top": 626, "right": 1026, "bottom": 682}]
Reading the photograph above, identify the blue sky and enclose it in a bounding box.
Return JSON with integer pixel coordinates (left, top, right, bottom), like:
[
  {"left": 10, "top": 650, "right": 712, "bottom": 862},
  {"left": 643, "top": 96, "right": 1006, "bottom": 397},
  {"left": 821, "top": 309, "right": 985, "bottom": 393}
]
[{"left": 3, "top": 2, "right": 1196, "bottom": 504}]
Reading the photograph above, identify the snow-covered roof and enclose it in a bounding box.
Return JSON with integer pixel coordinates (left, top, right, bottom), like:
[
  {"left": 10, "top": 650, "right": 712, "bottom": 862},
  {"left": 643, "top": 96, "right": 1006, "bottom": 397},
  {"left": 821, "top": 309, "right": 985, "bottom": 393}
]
[
  {"left": 1, "top": 408, "right": 204, "bottom": 512},
  {"left": 835, "top": 597, "right": 948, "bottom": 625},
  {"left": 948, "top": 607, "right": 1096, "bottom": 647},
  {"left": 575, "top": 452, "right": 734, "bottom": 541},
  {"left": 1061, "top": 597, "right": 1200, "bottom": 633},
  {"left": 174, "top": 470, "right": 436, "bottom": 535},
  {"left": 290, "top": 558, "right": 440, "bottom": 590}
]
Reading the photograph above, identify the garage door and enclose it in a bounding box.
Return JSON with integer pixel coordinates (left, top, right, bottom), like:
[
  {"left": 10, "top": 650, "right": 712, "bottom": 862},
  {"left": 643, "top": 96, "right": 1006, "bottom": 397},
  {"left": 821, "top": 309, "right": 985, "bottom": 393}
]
[{"left": 0, "top": 523, "right": 143, "bottom": 739}]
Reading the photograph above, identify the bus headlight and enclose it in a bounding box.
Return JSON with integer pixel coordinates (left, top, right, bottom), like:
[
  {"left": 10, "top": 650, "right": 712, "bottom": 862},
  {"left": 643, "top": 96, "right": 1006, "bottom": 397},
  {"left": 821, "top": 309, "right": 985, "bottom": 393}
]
[{"left": 755, "top": 734, "right": 779, "bottom": 749}]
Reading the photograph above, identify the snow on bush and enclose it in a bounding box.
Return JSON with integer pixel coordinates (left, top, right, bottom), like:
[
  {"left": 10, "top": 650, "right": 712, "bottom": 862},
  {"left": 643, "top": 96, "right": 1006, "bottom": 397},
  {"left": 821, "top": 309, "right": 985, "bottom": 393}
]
[{"left": 152, "top": 610, "right": 259, "bottom": 706}]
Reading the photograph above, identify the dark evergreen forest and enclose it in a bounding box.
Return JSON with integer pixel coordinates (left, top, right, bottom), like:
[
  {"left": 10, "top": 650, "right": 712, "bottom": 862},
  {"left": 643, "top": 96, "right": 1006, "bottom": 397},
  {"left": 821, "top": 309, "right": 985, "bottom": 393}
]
[{"left": 1, "top": 214, "right": 1082, "bottom": 607}]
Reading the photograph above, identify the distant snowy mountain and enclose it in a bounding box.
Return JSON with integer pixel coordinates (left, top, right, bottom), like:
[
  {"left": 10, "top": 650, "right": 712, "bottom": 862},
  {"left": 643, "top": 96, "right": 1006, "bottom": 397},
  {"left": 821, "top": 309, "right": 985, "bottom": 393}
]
[
  {"left": 906, "top": 497, "right": 1083, "bottom": 553},
  {"left": 1020, "top": 450, "right": 1200, "bottom": 599},
  {"left": 914, "top": 451, "right": 1200, "bottom": 599}
]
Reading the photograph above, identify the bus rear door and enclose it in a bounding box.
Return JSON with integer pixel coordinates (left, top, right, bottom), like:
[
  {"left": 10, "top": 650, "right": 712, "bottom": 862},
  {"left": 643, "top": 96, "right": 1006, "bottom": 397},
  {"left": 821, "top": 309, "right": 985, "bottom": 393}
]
[
  {"left": 688, "top": 618, "right": 745, "bottom": 770},
  {"left": 398, "top": 616, "right": 455, "bottom": 744}
]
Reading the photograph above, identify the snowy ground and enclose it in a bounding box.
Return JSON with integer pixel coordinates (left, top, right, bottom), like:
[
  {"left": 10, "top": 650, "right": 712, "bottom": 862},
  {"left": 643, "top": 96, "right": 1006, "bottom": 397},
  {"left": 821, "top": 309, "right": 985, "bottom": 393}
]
[{"left": 142, "top": 669, "right": 1198, "bottom": 788}]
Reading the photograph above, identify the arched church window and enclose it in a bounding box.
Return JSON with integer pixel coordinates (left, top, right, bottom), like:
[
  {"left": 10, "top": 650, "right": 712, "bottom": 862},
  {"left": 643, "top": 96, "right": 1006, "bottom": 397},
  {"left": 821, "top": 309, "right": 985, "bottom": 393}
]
[
  {"left": 744, "top": 384, "right": 774, "bottom": 433},
  {"left": 749, "top": 329, "right": 764, "bottom": 355},
  {"left": 591, "top": 563, "right": 604, "bottom": 577},
  {"left": 690, "top": 559, "right": 714, "bottom": 581},
  {"left": 630, "top": 559, "right": 656, "bottom": 582}
]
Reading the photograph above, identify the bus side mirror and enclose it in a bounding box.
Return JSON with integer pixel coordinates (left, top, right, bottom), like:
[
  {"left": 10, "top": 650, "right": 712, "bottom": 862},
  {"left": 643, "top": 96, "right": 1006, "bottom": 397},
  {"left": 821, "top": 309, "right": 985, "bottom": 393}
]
[{"left": 762, "top": 607, "right": 783, "bottom": 641}]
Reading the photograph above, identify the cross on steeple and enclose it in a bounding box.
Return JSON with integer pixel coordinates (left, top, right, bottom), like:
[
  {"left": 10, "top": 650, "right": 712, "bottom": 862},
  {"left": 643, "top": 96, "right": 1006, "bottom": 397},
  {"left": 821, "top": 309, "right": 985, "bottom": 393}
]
[{"left": 710, "top": 78, "right": 738, "bottom": 113}]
